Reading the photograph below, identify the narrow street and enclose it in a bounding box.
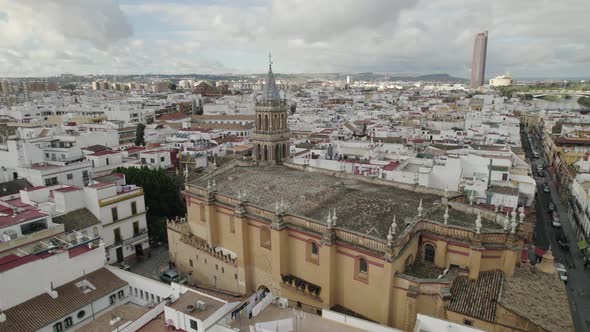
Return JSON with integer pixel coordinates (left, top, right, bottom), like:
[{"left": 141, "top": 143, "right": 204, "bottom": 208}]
[
  {"left": 128, "top": 245, "right": 170, "bottom": 282},
  {"left": 522, "top": 128, "right": 590, "bottom": 331}
]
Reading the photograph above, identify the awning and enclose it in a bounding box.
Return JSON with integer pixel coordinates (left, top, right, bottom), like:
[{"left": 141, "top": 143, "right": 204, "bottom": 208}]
[{"left": 578, "top": 240, "right": 588, "bottom": 251}]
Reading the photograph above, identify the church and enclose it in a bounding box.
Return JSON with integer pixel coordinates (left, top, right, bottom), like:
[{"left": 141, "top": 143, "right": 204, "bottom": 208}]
[{"left": 167, "top": 59, "right": 572, "bottom": 331}]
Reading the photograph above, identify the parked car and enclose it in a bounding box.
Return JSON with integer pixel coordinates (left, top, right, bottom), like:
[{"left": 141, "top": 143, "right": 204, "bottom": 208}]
[
  {"left": 533, "top": 151, "right": 540, "bottom": 159},
  {"left": 543, "top": 184, "right": 550, "bottom": 193},
  {"left": 558, "top": 239, "right": 569, "bottom": 250},
  {"left": 548, "top": 202, "right": 555, "bottom": 211},
  {"left": 555, "top": 262, "right": 568, "bottom": 282},
  {"left": 537, "top": 165, "right": 543, "bottom": 172},
  {"left": 160, "top": 270, "right": 180, "bottom": 284}
]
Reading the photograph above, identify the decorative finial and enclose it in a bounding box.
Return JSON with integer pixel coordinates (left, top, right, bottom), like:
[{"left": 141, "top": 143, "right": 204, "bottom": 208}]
[
  {"left": 443, "top": 205, "right": 449, "bottom": 225},
  {"left": 444, "top": 186, "right": 449, "bottom": 198},
  {"left": 469, "top": 192, "right": 474, "bottom": 206},
  {"left": 510, "top": 217, "right": 518, "bottom": 234},
  {"left": 503, "top": 211, "right": 510, "bottom": 231},
  {"left": 511, "top": 209, "right": 517, "bottom": 223},
  {"left": 494, "top": 204, "right": 499, "bottom": 212},
  {"left": 207, "top": 180, "right": 212, "bottom": 192},
  {"left": 327, "top": 211, "right": 333, "bottom": 227},
  {"left": 212, "top": 179, "right": 217, "bottom": 192},
  {"left": 332, "top": 209, "right": 337, "bottom": 226},
  {"left": 275, "top": 201, "right": 280, "bottom": 215},
  {"left": 417, "top": 199, "right": 423, "bottom": 217},
  {"left": 387, "top": 216, "right": 397, "bottom": 247},
  {"left": 475, "top": 211, "right": 482, "bottom": 234},
  {"left": 519, "top": 207, "right": 525, "bottom": 223},
  {"left": 237, "top": 190, "right": 242, "bottom": 201},
  {"left": 387, "top": 230, "right": 393, "bottom": 247}
]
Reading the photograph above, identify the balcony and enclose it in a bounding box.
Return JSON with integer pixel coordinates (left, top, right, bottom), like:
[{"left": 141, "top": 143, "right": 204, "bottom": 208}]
[
  {"left": 280, "top": 274, "right": 322, "bottom": 302},
  {"left": 123, "top": 230, "right": 148, "bottom": 246},
  {"left": 107, "top": 230, "right": 148, "bottom": 249}
]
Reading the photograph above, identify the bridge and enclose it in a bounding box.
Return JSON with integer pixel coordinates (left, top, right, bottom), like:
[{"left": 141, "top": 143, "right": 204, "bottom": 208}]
[{"left": 515, "top": 90, "right": 590, "bottom": 98}]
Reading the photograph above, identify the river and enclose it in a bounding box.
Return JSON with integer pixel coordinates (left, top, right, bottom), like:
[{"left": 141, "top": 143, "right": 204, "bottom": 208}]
[{"left": 530, "top": 96, "right": 590, "bottom": 111}]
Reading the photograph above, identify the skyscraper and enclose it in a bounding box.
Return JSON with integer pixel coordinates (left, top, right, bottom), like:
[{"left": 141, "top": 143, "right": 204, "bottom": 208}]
[{"left": 470, "top": 31, "right": 488, "bottom": 89}]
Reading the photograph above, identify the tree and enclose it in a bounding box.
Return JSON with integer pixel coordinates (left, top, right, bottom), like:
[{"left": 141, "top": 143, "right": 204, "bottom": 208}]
[
  {"left": 578, "top": 97, "right": 590, "bottom": 108},
  {"left": 135, "top": 123, "right": 146, "bottom": 146},
  {"left": 114, "top": 167, "right": 186, "bottom": 243}
]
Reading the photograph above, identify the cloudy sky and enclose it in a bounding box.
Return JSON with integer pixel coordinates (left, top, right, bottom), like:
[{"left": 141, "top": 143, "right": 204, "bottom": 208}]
[{"left": 0, "top": 0, "right": 588, "bottom": 78}]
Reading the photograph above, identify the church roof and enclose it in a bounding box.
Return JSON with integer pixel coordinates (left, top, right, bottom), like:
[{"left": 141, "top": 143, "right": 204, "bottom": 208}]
[
  {"left": 195, "top": 165, "right": 440, "bottom": 240},
  {"left": 262, "top": 61, "right": 281, "bottom": 103}
]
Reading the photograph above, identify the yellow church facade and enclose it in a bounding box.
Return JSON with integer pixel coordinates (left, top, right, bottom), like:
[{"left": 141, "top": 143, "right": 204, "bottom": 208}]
[{"left": 167, "top": 163, "right": 538, "bottom": 331}]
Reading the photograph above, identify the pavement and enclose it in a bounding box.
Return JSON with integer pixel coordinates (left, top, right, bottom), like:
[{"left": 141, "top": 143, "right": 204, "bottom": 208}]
[
  {"left": 129, "top": 245, "right": 171, "bottom": 282},
  {"left": 523, "top": 128, "right": 590, "bottom": 331}
]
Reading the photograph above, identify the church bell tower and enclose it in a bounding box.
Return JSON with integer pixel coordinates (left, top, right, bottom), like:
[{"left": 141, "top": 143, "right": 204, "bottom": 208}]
[{"left": 253, "top": 55, "right": 290, "bottom": 164}]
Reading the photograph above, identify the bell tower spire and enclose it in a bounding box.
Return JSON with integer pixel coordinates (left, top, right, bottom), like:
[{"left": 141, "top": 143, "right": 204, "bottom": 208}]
[{"left": 253, "top": 54, "right": 290, "bottom": 164}]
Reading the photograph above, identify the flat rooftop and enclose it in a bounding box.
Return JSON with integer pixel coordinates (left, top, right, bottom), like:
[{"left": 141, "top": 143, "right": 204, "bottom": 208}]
[
  {"left": 168, "top": 290, "right": 225, "bottom": 321},
  {"left": 77, "top": 303, "right": 149, "bottom": 332},
  {"left": 201, "top": 165, "right": 440, "bottom": 240},
  {"left": 230, "top": 304, "right": 367, "bottom": 332}
]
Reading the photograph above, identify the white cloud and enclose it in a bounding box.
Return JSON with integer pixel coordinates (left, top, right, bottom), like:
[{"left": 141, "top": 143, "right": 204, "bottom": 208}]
[{"left": 0, "top": 0, "right": 589, "bottom": 78}]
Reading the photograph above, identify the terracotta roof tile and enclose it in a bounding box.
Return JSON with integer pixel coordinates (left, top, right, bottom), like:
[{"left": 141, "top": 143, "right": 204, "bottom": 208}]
[
  {"left": 0, "top": 267, "right": 128, "bottom": 332},
  {"left": 500, "top": 266, "right": 574, "bottom": 332},
  {"left": 447, "top": 270, "right": 503, "bottom": 322}
]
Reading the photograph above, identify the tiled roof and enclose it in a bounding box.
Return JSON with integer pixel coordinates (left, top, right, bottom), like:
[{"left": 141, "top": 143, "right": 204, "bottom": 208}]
[
  {"left": 447, "top": 270, "right": 503, "bottom": 322},
  {"left": 0, "top": 267, "right": 128, "bottom": 332},
  {"left": 191, "top": 115, "right": 255, "bottom": 121},
  {"left": 489, "top": 185, "right": 519, "bottom": 195},
  {"left": 0, "top": 203, "right": 47, "bottom": 228},
  {"left": 52, "top": 208, "right": 101, "bottom": 232},
  {"left": 0, "top": 178, "right": 33, "bottom": 197},
  {"left": 500, "top": 266, "right": 574, "bottom": 332},
  {"left": 83, "top": 144, "right": 109, "bottom": 152},
  {"left": 91, "top": 150, "right": 121, "bottom": 156}
]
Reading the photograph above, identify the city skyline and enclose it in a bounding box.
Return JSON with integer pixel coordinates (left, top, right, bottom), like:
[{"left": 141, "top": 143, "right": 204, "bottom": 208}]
[{"left": 0, "top": 0, "right": 589, "bottom": 79}]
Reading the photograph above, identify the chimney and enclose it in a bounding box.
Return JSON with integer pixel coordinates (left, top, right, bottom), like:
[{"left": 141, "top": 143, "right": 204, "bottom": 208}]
[{"left": 48, "top": 282, "right": 58, "bottom": 299}]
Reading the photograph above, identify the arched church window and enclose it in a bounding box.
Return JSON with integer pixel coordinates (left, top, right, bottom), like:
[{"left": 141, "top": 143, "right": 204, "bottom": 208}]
[
  {"left": 424, "top": 244, "right": 435, "bottom": 263},
  {"left": 260, "top": 227, "right": 271, "bottom": 249}
]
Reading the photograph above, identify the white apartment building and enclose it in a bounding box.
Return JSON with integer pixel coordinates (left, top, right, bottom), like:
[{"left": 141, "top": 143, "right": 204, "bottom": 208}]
[
  {"left": 9, "top": 173, "right": 150, "bottom": 264},
  {"left": 103, "top": 106, "right": 155, "bottom": 125},
  {"left": 0, "top": 244, "right": 133, "bottom": 332},
  {"left": 0, "top": 196, "right": 58, "bottom": 251},
  {"left": 85, "top": 150, "right": 126, "bottom": 176},
  {"left": 17, "top": 161, "right": 92, "bottom": 187},
  {"left": 84, "top": 174, "right": 149, "bottom": 264},
  {"left": 139, "top": 149, "right": 173, "bottom": 169}
]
